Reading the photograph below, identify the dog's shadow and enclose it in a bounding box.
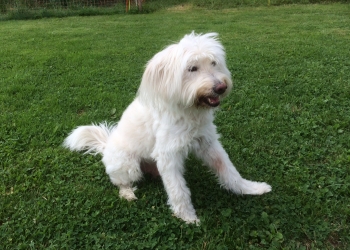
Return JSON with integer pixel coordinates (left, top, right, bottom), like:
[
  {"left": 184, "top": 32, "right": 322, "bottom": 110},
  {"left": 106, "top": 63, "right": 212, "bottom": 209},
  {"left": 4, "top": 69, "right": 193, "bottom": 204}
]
[
  {"left": 139, "top": 158, "right": 253, "bottom": 207},
  {"left": 110, "top": 157, "right": 270, "bottom": 224}
]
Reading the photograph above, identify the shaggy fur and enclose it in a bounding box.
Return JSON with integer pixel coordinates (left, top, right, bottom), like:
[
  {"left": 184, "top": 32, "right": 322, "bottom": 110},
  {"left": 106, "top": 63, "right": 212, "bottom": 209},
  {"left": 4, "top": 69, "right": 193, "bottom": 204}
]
[{"left": 64, "top": 32, "right": 271, "bottom": 224}]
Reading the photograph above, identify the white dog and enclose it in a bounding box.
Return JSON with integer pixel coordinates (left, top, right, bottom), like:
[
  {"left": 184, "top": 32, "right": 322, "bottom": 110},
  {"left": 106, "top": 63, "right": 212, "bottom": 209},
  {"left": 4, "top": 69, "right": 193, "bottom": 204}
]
[{"left": 64, "top": 32, "right": 271, "bottom": 224}]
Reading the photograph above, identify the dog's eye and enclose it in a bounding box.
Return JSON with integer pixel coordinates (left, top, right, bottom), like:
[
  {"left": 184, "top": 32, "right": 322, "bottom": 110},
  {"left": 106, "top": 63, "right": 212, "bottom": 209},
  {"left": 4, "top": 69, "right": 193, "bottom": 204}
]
[
  {"left": 189, "top": 66, "right": 198, "bottom": 72},
  {"left": 211, "top": 61, "right": 217, "bottom": 66}
]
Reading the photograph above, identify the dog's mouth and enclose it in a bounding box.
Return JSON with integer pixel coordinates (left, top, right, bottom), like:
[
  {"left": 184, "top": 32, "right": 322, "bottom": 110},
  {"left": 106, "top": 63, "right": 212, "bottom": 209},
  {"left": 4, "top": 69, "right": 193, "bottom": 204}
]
[{"left": 199, "top": 95, "right": 221, "bottom": 107}]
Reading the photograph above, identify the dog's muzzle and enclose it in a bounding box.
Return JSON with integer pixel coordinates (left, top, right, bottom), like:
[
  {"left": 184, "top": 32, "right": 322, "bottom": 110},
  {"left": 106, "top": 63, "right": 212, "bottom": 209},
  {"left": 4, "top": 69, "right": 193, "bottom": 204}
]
[
  {"left": 213, "top": 82, "right": 227, "bottom": 95},
  {"left": 199, "top": 81, "right": 228, "bottom": 108}
]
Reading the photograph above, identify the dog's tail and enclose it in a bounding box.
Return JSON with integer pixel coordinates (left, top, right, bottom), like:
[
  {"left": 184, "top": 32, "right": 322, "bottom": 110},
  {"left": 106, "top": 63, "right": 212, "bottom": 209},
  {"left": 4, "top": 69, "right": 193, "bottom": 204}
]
[{"left": 63, "top": 122, "right": 115, "bottom": 155}]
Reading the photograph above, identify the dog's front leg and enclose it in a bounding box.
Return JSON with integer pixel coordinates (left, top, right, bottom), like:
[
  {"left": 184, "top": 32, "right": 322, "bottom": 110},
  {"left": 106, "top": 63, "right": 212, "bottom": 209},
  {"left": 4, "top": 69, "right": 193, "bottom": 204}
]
[
  {"left": 155, "top": 151, "right": 199, "bottom": 224},
  {"left": 195, "top": 139, "right": 271, "bottom": 195}
]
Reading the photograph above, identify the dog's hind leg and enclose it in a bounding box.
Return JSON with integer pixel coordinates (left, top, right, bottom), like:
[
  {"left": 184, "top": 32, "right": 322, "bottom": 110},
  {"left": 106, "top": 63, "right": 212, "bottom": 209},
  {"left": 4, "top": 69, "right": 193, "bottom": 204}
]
[
  {"left": 194, "top": 139, "right": 271, "bottom": 195},
  {"left": 102, "top": 150, "right": 142, "bottom": 201}
]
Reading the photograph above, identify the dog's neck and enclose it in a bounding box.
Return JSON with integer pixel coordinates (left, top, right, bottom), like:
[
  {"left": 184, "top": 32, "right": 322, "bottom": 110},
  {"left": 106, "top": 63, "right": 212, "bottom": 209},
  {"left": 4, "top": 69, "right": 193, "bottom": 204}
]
[{"left": 161, "top": 103, "right": 215, "bottom": 126}]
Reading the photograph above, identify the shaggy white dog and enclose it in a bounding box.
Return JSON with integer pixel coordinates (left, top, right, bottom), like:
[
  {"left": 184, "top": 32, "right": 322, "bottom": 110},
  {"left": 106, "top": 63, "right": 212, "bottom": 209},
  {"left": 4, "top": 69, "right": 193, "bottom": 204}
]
[{"left": 64, "top": 32, "right": 271, "bottom": 224}]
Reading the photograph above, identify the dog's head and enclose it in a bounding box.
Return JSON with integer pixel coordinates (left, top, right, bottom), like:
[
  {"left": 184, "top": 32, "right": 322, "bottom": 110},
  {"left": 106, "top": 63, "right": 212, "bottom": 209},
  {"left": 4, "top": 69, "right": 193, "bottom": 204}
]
[{"left": 137, "top": 32, "right": 233, "bottom": 109}]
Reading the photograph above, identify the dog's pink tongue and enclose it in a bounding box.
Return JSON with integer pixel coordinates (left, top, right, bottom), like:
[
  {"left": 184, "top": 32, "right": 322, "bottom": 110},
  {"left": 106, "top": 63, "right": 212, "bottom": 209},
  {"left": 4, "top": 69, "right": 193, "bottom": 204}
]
[{"left": 208, "top": 96, "right": 219, "bottom": 104}]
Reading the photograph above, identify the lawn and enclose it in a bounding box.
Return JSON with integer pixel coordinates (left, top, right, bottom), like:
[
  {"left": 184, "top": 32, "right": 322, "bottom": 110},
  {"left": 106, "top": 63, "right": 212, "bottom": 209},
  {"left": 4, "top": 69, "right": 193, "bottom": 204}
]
[{"left": 1, "top": 3, "right": 349, "bottom": 249}]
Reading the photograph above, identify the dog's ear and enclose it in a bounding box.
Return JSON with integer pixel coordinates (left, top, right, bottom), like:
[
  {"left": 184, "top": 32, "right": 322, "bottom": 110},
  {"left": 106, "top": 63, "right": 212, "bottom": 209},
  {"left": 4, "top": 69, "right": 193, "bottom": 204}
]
[{"left": 137, "top": 44, "right": 184, "bottom": 108}]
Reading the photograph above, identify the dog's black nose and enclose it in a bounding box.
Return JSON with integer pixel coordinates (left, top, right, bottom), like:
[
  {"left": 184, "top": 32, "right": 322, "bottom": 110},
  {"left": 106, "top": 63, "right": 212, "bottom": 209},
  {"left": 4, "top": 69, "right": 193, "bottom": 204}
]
[{"left": 213, "top": 82, "right": 227, "bottom": 95}]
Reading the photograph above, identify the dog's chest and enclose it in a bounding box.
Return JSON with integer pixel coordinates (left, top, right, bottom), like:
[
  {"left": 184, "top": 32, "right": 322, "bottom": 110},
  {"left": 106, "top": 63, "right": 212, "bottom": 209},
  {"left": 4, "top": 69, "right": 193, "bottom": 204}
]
[
  {"left": 167, "top": 113, "right": 211, "bottom": 139},
  {"left": 151, "top": 109, "right": 214, "bottom": 152}
]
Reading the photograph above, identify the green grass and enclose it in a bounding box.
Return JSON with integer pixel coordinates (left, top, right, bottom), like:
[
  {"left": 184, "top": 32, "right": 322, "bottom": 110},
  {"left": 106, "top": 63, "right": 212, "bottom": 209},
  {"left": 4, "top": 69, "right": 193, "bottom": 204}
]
[
  {"left": 1, "top": 3, "right": 350, "bottom": 249},
  {"left": 1, "top": 0, "right": 349, "bottom": 20}
]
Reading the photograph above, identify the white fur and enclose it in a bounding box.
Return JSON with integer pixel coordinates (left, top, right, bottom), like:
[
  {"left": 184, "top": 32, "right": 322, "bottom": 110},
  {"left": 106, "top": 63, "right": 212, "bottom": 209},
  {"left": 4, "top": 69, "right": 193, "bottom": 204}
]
[{"left": 64, "top": 32, "right": 271, "bottom": 224}]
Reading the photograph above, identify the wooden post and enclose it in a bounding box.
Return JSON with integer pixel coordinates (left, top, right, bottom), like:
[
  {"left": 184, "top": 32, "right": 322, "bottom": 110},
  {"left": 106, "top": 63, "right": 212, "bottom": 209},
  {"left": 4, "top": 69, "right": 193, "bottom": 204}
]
[
  {"left": 126, "top": 0, "right": 144, "bottom": 13},
  {"left": 125, "top": 0, "right": 130, "bottom": 12}
]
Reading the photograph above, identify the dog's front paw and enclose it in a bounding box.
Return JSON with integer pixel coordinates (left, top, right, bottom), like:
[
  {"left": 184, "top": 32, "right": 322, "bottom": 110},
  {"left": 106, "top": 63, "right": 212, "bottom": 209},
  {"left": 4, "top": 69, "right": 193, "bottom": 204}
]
[
  {"left": 188, "top": 218, "right": 200, "bottom": 225},
  {"left": 250, "top": 182, "right": 272, "bottom": 195},
  {"left": 175, "top": 214, "right": 200, "bottom": 225},
  {"left": 239, "top": 180, "right": 272, "bottom": 195},
  {"left": 173, "top": 211, "right": 200, "bottom": 225}
]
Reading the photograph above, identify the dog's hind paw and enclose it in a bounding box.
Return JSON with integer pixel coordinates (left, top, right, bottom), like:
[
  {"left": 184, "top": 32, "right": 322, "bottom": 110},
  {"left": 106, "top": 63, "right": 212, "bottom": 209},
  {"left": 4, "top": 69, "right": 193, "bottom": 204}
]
[{"left": 119, "top": 186, "right": 138, "bottom": 201}]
